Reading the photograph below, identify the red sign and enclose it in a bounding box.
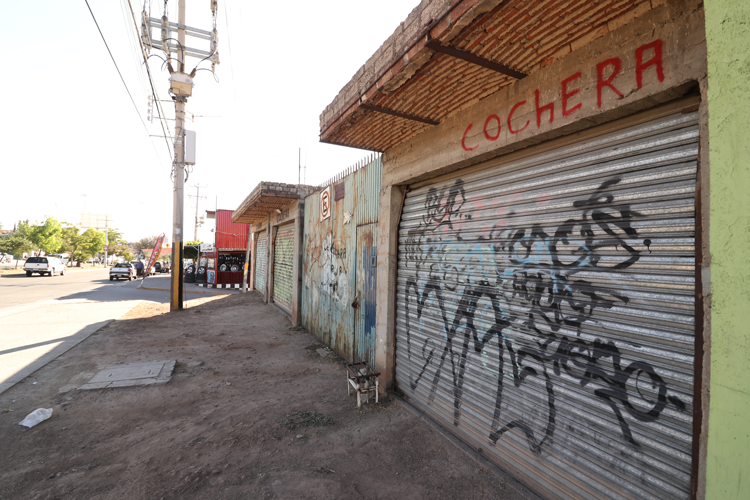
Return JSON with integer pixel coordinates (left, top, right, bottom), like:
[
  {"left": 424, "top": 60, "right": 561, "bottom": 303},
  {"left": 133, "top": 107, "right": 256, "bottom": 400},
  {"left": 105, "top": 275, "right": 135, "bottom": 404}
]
[{"left": 143, "top": 233, "right": 165, "bottom": 277}]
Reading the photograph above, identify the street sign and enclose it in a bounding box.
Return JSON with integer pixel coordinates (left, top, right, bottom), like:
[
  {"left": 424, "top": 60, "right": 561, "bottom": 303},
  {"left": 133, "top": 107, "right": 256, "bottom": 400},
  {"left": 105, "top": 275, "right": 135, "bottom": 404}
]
[{"left": 320, "top": 187, "right": 331, "bottom": 222}]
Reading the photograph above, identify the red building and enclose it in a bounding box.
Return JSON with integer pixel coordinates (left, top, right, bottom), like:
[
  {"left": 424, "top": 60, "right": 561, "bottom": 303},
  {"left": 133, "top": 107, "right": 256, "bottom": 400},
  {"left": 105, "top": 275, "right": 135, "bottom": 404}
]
[{"left": 200, "top": 209, "right": 250, "bottom": 288}]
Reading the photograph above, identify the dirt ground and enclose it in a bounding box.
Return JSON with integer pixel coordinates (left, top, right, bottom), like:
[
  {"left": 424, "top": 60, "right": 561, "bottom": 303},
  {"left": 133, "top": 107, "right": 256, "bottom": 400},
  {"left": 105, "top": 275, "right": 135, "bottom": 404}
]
[{"left": 0, "top": 293, "right": 539, "bottom": 500}]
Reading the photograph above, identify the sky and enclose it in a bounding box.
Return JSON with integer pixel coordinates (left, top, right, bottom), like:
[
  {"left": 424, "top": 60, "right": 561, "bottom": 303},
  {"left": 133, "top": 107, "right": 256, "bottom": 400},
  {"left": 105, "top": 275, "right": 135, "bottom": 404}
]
[{"left": 0, "top": 0, "right": 419, "bottom": 243}]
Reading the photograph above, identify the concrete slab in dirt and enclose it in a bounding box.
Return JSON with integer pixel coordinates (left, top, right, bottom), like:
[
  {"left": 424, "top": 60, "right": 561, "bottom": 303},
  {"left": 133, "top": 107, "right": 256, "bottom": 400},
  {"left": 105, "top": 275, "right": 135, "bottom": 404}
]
[{"left": 77, "top": 360, "right": 175, "bottom": 390}]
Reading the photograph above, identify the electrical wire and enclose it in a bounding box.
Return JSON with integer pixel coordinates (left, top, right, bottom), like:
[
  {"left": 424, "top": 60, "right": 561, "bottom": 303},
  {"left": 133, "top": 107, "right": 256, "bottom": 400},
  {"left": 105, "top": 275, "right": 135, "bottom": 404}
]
[
  {"left": 223, "top": 0, "right": 238, "bottom": 104},
  {"left": 85, "top": 0, "right": 152, "bottom": 138},
  {"left": 126, "top": 0, "right": 174, "bottom": 162},
  {"left": 117, "top": 0, "right": 168, "bottom": 177}
]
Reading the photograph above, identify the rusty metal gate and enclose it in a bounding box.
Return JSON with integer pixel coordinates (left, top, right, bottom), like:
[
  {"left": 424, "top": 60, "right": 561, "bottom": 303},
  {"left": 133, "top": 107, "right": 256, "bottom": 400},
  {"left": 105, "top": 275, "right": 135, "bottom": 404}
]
[
  {"left": 273, "top": 223, "right": 295, "bottom": 312},
  {"left": 395, "top": 110, "right": 698, "bottom": 500},
  {"left": 255, "top": 233, "right": 267, "bottom": 294}
]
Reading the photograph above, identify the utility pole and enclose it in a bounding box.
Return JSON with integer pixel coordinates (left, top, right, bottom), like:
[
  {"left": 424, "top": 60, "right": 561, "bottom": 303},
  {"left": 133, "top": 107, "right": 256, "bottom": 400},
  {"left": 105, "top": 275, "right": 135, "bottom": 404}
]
[
  {"left": 189, "top": 184, "right": 207, "bottom": 241},
  {"left": 170, "top": 0, "right": 188, "bottom": 311},
  {"left": 139, "top": 0, "right": 219, "bottom": 311}
]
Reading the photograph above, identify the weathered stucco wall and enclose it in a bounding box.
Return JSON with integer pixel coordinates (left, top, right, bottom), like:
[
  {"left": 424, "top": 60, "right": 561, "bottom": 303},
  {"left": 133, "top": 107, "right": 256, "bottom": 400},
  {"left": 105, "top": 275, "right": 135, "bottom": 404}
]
[{"left": 704, "top": 1, "right": 750, "bottom": 498}]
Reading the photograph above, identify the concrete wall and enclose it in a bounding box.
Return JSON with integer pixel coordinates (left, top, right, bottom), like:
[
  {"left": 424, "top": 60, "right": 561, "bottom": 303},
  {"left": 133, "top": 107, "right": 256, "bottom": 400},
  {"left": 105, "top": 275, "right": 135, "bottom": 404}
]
[{"left": 704, "top": 1, "right": 750, "bottom": 498}]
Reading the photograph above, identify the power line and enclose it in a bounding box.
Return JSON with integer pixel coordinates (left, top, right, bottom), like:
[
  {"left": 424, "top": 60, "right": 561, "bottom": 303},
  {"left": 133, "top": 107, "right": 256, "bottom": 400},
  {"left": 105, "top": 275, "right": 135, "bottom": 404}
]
[
  {"left": 223, "top": 0, "right": 238, "bottom": 104},
  {"left": 126, "top": 0, "right": 175, "bottom": 163},
  {"left": 84, "top": 0, "right": 151, "bottom": 137}
]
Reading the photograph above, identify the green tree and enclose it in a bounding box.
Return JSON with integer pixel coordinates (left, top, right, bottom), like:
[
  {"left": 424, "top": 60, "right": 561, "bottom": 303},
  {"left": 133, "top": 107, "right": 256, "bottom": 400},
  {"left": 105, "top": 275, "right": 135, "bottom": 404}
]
[
  {"left": 104, "top": 227, "right": 129, "bottom": 262},
  {"left": 74, "top": 229, "right": 105, "bottom": 264},
  {"left": 60, "top": 224, "right": 83, "bottom": 266},
  {"left": 61, "top": 226, "right": 105, "bottom": 266},
  {"left": 28, "top": 217, "right": 63, "bottom": 255},
  {"left": 184, "top": 240, "right": 203, "bottom": 260},
  {"left": 0, "top": 232, "right": 35, "bottom": 267}
]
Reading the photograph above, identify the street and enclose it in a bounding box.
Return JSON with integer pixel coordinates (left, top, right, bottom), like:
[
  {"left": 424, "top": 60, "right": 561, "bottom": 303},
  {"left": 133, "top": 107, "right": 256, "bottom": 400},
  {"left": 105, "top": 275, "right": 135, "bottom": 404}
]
[{"left": 0, "top": 269, "right": 219, "bottom": 394}]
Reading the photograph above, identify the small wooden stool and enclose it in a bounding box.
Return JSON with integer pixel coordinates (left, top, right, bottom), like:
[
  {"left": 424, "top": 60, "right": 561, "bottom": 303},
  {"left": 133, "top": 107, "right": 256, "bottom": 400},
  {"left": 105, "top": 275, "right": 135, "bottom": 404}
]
[{"left": 346, "top": 362, "right": 380, "bottom": 407}]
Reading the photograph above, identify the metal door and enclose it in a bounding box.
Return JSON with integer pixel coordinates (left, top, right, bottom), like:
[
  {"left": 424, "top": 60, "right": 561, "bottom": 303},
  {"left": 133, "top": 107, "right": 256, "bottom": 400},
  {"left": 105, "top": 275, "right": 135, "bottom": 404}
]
[
  {"left": 395, "top": 110, "right": 698, "bottom": 500},
  {"left": 355, "top": 223, "right": 378, "bottom": 366},
  {"left": 273, "top": 224, "right": 295, "bottom": 312},
  {"left": 255, "top": 233, "right": 267, "bottom": 294}
]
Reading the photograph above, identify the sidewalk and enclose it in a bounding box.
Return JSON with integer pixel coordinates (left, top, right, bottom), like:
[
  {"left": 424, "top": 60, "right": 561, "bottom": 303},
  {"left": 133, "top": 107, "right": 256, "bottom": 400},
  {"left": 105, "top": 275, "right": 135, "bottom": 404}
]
[{"left": 0, "top": 293, "right": 538, "bottom": 500}]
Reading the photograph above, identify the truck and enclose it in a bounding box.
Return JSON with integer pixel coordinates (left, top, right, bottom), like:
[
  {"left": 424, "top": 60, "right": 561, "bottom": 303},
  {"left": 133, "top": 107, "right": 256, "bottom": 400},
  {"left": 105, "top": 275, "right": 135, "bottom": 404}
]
[
  {"left": 24, "top": 256, "right": 66, "bottom": 277},
  {"left": 110, "top": 262, "right": 136, "bottom": 281}
]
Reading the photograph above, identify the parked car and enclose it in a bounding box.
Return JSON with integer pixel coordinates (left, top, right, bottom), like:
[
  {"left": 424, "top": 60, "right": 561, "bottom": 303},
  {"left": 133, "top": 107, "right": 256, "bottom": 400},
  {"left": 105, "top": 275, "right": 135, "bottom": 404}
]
[
  {"left": 110, "top": 263, "right": 136, "bottom": 281},
  {"left": 48, "top": 253, "right": 70, "bottom": 266},
  {"left": 24, "top": 256, "right": 66, "bottom": 277}
]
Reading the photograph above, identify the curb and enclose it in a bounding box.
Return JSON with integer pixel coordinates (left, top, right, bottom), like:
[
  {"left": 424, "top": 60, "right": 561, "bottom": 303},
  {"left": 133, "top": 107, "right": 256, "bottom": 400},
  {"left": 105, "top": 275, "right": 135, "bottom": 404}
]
[
  {"left": 197, "top": 283, "right": 250, "bottom": 290},
  {"left": 137, "top": 286, "right": 230, "bottom": 296},
  {"left": 0, "top": 267, "right": 109, "bottom": 277}
]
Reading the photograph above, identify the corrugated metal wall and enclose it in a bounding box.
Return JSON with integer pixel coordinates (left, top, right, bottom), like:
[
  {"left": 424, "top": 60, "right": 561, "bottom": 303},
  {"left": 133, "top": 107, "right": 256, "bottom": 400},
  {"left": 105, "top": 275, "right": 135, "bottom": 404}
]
[
  {"left": 395, "top": 111, "right": 698, "bottom": 500},
  {"left": 301, "top": 157, "right": 381, "bottom": 364},
  {"left": 216, "top": 209, "right": 250, "bottom": 250},
  {"left": 273, "top": 224, "right": 295, "bottom": 312},
  {"left": 255, "top": 233, "right": 268, "bottom": 294}
]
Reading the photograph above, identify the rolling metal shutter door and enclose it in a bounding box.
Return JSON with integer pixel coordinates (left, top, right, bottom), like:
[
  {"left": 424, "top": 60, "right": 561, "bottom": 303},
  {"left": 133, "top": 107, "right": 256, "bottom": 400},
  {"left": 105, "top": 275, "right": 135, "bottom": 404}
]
[
  {"left": 255, "top": 234, "right": 267, "bottom": 293},
  {"left": 273, "top": 224, "right": 295, "bottom": 312},
  {"left": 395, "top": 110, "right": 698, "bottom": 500}
]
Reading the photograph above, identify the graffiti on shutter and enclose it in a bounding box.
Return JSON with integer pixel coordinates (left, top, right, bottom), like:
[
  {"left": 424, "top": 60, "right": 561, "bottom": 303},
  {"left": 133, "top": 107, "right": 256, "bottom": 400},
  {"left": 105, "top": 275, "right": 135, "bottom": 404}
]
[{"left": 395, "top": 110, "right": 698, "bottom": 500}]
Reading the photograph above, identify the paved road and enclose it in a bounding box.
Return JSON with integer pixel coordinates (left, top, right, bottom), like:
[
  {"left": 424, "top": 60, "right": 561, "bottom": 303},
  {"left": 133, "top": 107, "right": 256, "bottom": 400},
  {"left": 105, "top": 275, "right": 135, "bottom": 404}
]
[{"left": 0, "top": 270, "right": 229, "bottom": 394}]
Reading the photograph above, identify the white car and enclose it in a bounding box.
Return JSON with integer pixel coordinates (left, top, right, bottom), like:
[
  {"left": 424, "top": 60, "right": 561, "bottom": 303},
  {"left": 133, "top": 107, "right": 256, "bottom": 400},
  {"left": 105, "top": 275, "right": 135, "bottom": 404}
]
[
  {"left": 110, "top": 262, "right": 136, "bottom": 281},
  {"left": 23, "top": 256, "right": 66, "bottom": 277}
]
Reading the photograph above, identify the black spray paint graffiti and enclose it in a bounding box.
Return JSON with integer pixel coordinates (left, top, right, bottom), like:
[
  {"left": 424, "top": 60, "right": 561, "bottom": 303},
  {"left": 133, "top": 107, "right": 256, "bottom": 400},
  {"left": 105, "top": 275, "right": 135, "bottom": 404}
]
[
  {"left": 305, "top": 231, "right": 350, "bottom": 302},
  {"left": 402, "top": 178, "right": 687, "bottom": 454}
]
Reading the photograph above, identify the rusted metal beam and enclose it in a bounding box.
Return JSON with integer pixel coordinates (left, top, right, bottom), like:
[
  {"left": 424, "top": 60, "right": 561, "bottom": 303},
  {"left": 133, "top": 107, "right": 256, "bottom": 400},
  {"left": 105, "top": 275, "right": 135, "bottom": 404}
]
[
  {"left": 425, "top": 39, "right": 527, "bottom": 80},
  {"left": 359, "top": 104, "right": 439, "bottom": 126}
]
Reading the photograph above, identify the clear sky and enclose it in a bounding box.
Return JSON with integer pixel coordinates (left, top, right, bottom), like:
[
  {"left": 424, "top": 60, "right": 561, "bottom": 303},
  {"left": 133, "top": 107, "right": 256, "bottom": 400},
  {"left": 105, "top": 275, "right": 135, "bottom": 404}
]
[{"left": 0, "top": 0, "right": 418, "bottom": 243}]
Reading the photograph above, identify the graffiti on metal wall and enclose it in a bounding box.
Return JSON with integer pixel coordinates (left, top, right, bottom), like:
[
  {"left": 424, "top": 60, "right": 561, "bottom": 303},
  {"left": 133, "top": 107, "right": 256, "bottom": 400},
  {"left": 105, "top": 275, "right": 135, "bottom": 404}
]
[
  {"left": 305, "top": 230, "right": 350, "bottom": 303},
  {"left": 401, "top": 177, "right": 688, "bottom": 454}
]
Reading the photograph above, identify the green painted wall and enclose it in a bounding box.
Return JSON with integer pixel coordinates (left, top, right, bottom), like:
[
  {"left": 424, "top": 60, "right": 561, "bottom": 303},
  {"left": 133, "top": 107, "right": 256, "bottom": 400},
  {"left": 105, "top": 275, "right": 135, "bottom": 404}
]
[{"left": 705, "top": 1, "right": 750, "bottom": 498}]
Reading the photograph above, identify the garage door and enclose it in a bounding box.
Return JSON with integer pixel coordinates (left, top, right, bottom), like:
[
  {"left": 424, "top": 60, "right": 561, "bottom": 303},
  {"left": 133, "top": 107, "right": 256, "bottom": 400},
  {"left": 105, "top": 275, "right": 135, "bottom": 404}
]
[
  {"left": 395, "top": 109, "right": 698, "bottom": 500},
  {"left": 273, "top": 224, "right": 295, "bottom": 313},
  {"left": 255, "top": 233, "right": 268, "bottom": 294}
]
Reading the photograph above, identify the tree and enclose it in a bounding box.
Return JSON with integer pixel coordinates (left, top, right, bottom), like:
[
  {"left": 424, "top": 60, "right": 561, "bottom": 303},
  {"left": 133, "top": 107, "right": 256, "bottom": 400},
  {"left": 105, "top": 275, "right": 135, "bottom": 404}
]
[
  {"left": 0, "top": 232, "right": 35, "bottom": 267},
  {"left": 27, "top": 217, "right": 63, "bottom": 255},
  {"left": 184, "top": 240, "right": 203, "bottom": 260},
  {"left": 104, "top": 227, "right": 129, "bottom": 262},
  {"left": 60, "top": 224, "right": 85, "bottom": 266},
  {"left": 60, "top": 225, "right": 105, "bottom": 266},
  {"left": 134, "top": 236, "right": 161, "bottom": 255},
  {"left": 74, "top": 229, "right": 105, "bottom": 264}
]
